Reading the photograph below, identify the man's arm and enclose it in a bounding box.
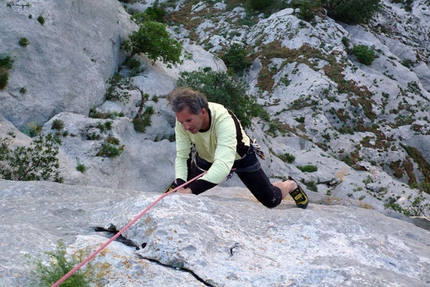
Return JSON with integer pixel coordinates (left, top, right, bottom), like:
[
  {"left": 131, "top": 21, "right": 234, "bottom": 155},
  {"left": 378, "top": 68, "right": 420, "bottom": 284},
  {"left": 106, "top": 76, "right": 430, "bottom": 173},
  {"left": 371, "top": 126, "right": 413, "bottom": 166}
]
[{"left": 186, "top": 114, "right": 237, "bottom": 194}]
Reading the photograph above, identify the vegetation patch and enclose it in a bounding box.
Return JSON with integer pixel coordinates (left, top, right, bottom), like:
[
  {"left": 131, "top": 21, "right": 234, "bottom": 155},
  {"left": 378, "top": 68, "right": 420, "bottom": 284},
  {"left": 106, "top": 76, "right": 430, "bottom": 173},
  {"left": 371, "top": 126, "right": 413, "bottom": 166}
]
[
  {"left": 401, "top": 144, "right": 430, "bottom": 185},
  {"left": 96, "top": 137, "right": 124, "bottom": 158},
  {"left": 121, "top": 20, "right": 183, "bottom": 68},
  {"left": 28, "top": 239, "right": 92, "bottom": 287},
  {"left": 297, "top": 164, "right": 318, "bottom": 172},
  {"left": 0, "top": 132, "right": 63, "bottom": 182},
  {"left": 0, "top": 54, "right": 14, "bottom": 90}
]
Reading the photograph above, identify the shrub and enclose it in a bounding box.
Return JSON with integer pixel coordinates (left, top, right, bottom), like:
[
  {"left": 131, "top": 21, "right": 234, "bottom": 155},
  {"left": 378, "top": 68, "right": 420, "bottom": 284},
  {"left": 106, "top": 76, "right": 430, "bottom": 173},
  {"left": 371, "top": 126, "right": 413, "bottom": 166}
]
[
  {"left": 0, "top": 54, "right": 14, "bottom": 70},
  {"left": 19, "top": 37, "right": 29, "bottom": 46},
  {"left": 279, "top": 152, "right": 295, "bottom": 163},
  {"left": 351, "top": 44, "right": 375, "bottom": 65},
  {"left": 0, "top": 54, "right": 14, "bottom": 90},
  {"left": 297, "top": 164, "right": 318, "bottom": 172},
  {"left": 89, "top": 109, "right": 123, "bottom": 119},
  {"left": 28, "top": 239, "right": 92, "bottom": 287},
  {"left": 322, "top": 0, "right": 382, "bottom": 24},
  {"left": 21, "top": 123, "right": 41, "bottom": 137},
  {"left": 76, "top": 161, "right": 86, "bottom": 173},
  {"left": 247, "top": 0, "right": 270, "bottom": 10},
  {"left": 0, "top": 133, "right": 63, "bottom": 182},
  {"left": 105, "top": 73, "right": 132, "bottom": 104},
  {"left": 297, "top": 0, "right": 321, "bottom": 22},
  {"left": 51, "top": 119, "right": 65, "bottom": 130},
  {"left": 133, "top": 106, "right": 154, "bottom": 133},
  {"left": 96, "top": 137, "right": 124, "bottom": 157},
  {"left": 0, "top": 73, "right": 9, "bottom": 90},
  {"left": 121, "top": 21, "right": 183, "bottom": 68},
  {"left": 341, "top": 36, "right": 350, "bottom": 49},
  {"left": 177, "top": 69, "right": 269, "bottom": 128},
  {"left": 124, "top": 57, "right": 144, "bottom": 76},
  {"left": 221, "top": 43, "right": 251, "bottom": 75},
  {"left": 37, "top": 15, "right": 45, "bottom": 25},
  {"left": 145, "top": 2, "right": 166, "bottom": 23},
  {"left": 304, "top": 180, "right": 318, "bottom": 192}
]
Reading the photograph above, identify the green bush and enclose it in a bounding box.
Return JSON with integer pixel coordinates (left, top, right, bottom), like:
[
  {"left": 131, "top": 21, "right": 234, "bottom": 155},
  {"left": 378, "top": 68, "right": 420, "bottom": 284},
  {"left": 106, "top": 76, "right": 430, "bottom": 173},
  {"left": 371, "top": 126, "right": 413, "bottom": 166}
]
[
  {"left": 37, "top": 15, "right": 45, "bottom": 25},
  {"left": 145, "top": 2, "right": 166, "bottom": 22},
  {"left": 0, "top": 73, "right": 9, "bottom": 90},
  {"left": 0, "top": 54, "right": 14, "bottom": 90},
  {"left": 21, "top": 123, "right": 41, "bottom": 137},
  {"left": 0, "top": 133, "right": 63, "bottom": 182},
  {"left": 51, "top": 119, "right": 65, "bottom": 131},
  {"left": 341, "top": 36, "right": 350, "bottom": 49},
  {"left": 133, "top": 106, "right": 154, "bottom": 133},
  {"left": 28, "top": 239, "right": 92, "bottom": 287},
  {"left": 96, "top": 137, "right": 124, "bottom": 157},
  {"left": 19, "top": 37, "right": 29, "bottom": 46},
  {"left": 297, "top": 164, "right": 318, "bottom": 172},
  {"left": 121, "top": 20, "right": 183, "bottom": 68},
  {"left": 221, "top": 43, "right": 251, "bottom": 75},
  {"left": 322, "top": 0, "right": 382, "bottom": 24},
  {"left": 177, "top": 69, "right": 269, "bottom": 128},
  {"left": 279, "top": 152, "right": 295, "bottom": 163},
  {"left": 351, "top": 44, "right": 375, "bottom": 65},
  {"left": 297, "top": 0, "right": 321, "bottom": 22},
  {"left": 0, "top": 54, "right": 14, "bottom": 70},
  {"left": 246, "top": 0, "right": 271, "bottom": 10},
  {"left": 124, "top": 57, "right": 144, "bottom": 76},
  {"left": 105, "top": 73, "right": 132, "bottom": 104},
  {"left": 76, "top": 161, "right": 86, "bottom": 173}
]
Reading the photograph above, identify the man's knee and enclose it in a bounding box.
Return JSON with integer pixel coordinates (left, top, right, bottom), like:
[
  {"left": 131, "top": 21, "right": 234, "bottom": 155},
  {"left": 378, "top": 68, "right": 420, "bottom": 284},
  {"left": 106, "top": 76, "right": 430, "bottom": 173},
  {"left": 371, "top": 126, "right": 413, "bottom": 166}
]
[{"left": 260, "top": 196, "right": 282, "bottom": 208}]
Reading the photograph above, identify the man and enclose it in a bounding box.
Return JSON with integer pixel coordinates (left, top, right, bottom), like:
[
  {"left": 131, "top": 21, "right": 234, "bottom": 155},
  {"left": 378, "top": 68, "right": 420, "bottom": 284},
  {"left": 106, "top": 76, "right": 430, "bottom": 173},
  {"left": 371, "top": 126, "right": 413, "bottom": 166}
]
[{"left": 166, "top": 87, "right": 308, "bottom": 209}]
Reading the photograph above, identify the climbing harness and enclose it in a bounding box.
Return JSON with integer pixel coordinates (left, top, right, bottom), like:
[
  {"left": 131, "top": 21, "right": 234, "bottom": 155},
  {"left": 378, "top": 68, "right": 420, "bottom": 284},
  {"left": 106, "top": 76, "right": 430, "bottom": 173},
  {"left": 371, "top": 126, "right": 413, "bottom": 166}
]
[
  {"left": 192, "top": 139, "right": 265, "bottom": 181},
  {"left": 250, "top": 138, "right": 265, "bottom": 160},
  {"left": 51, "top": 171, "right": 206, "bottom": 287}
]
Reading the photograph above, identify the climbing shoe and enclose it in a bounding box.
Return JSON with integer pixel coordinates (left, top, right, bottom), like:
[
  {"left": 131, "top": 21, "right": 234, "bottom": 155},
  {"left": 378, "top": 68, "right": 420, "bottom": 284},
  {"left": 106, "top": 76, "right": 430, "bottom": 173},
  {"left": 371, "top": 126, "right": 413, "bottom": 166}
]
[
  {"left": 163, "top": 181, "right": 178, "bottom": 193},
  {"left": 288, "top": 176, "right": 309, "bottom": 209},
  {"left": 163, "top": 179, "right": 186, "bottom": 193}
]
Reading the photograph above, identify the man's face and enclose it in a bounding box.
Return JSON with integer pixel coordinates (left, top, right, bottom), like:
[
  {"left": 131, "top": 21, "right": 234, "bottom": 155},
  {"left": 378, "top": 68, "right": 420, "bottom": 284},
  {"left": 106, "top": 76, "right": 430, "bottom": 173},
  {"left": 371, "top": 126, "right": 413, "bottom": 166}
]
[{"left": 175, "top": 106, "right": 204, "bottom": 134}]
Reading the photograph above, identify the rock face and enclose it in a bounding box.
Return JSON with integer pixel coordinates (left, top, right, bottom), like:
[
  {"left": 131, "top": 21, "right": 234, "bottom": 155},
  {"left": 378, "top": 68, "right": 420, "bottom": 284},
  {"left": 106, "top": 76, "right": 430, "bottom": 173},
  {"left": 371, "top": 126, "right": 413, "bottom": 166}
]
[
  {"left": 1, "top": 181, "right": 429, "bottom": 286},
  {"left": 0, "top": 0, "right": 136, "bottom": 129},
  {"left": 1, "top": 0, "right": 430, "bottom": 286}
]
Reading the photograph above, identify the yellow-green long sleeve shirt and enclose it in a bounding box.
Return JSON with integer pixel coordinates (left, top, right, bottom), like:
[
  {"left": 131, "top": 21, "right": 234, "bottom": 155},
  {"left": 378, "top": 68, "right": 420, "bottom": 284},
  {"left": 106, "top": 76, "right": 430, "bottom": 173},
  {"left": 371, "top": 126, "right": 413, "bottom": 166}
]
[{"left": 175, "top": 102, "right": 250, "bottom": 189}]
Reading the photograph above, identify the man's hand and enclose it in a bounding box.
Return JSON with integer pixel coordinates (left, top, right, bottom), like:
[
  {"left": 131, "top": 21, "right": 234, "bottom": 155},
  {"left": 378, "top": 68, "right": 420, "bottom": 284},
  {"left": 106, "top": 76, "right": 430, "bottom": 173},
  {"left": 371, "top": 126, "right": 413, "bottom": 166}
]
[{"left": 176, "top": 187, "right": 192, "bottom": 194}]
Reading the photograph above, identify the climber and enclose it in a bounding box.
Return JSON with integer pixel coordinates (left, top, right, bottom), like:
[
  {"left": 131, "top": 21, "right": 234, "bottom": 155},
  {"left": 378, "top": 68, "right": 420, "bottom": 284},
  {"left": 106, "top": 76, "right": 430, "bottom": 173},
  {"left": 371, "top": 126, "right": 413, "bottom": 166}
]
[{"left": 164, "top": 86, "right": 308, "bottom": 209}]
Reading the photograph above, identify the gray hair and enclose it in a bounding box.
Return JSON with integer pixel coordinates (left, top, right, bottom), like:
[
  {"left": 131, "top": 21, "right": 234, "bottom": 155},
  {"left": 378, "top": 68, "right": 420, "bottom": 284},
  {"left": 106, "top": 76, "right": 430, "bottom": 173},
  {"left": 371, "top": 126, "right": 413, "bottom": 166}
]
[{"left": 166, "top": 87, "right": 209, "bottom": 114}]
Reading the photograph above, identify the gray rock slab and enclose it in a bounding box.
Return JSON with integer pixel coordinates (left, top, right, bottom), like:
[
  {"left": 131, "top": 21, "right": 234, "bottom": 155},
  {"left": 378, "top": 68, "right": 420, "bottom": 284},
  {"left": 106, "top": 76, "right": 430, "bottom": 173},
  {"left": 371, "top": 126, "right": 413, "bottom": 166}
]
[
  {"left": 96, "top": 187, "right": 430, "bottom": 287},
  {"left": 0, "top": 180, "right": 141, "bottom": 286}
]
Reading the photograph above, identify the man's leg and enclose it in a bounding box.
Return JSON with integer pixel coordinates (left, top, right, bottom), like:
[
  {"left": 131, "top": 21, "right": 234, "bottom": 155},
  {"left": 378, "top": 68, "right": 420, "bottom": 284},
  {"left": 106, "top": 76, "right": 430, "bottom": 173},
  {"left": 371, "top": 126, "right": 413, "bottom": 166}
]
[
  {"left": 234, "top": 151, "right": 308, "bottom": 209},
  {"left": 237, "top": 169, "right": 283, "bottom": 208},
  {"left": 273, "top": 177, "right": 308, "bottom": 209}
]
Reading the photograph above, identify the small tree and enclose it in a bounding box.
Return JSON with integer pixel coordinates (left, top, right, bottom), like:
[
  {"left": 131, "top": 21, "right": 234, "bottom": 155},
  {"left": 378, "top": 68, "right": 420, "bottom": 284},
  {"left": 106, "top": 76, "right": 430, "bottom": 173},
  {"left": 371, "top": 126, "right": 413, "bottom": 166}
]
[
  {"left": 121, "top": 20, "right": 183, "bottom": 68},
  {"left": 221, "top": 43, "right": 251, "bottom": 75},
  {"left": 322, "top": 0, "right": 382, "bottom": 24}
]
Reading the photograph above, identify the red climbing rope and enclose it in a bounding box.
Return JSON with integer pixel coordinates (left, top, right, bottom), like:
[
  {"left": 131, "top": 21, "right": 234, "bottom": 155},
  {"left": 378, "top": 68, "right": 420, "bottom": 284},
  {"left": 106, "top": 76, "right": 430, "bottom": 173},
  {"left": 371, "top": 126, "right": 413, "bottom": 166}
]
[{"left": 51, "top": 172, "right": 206, "bottom": 287}]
